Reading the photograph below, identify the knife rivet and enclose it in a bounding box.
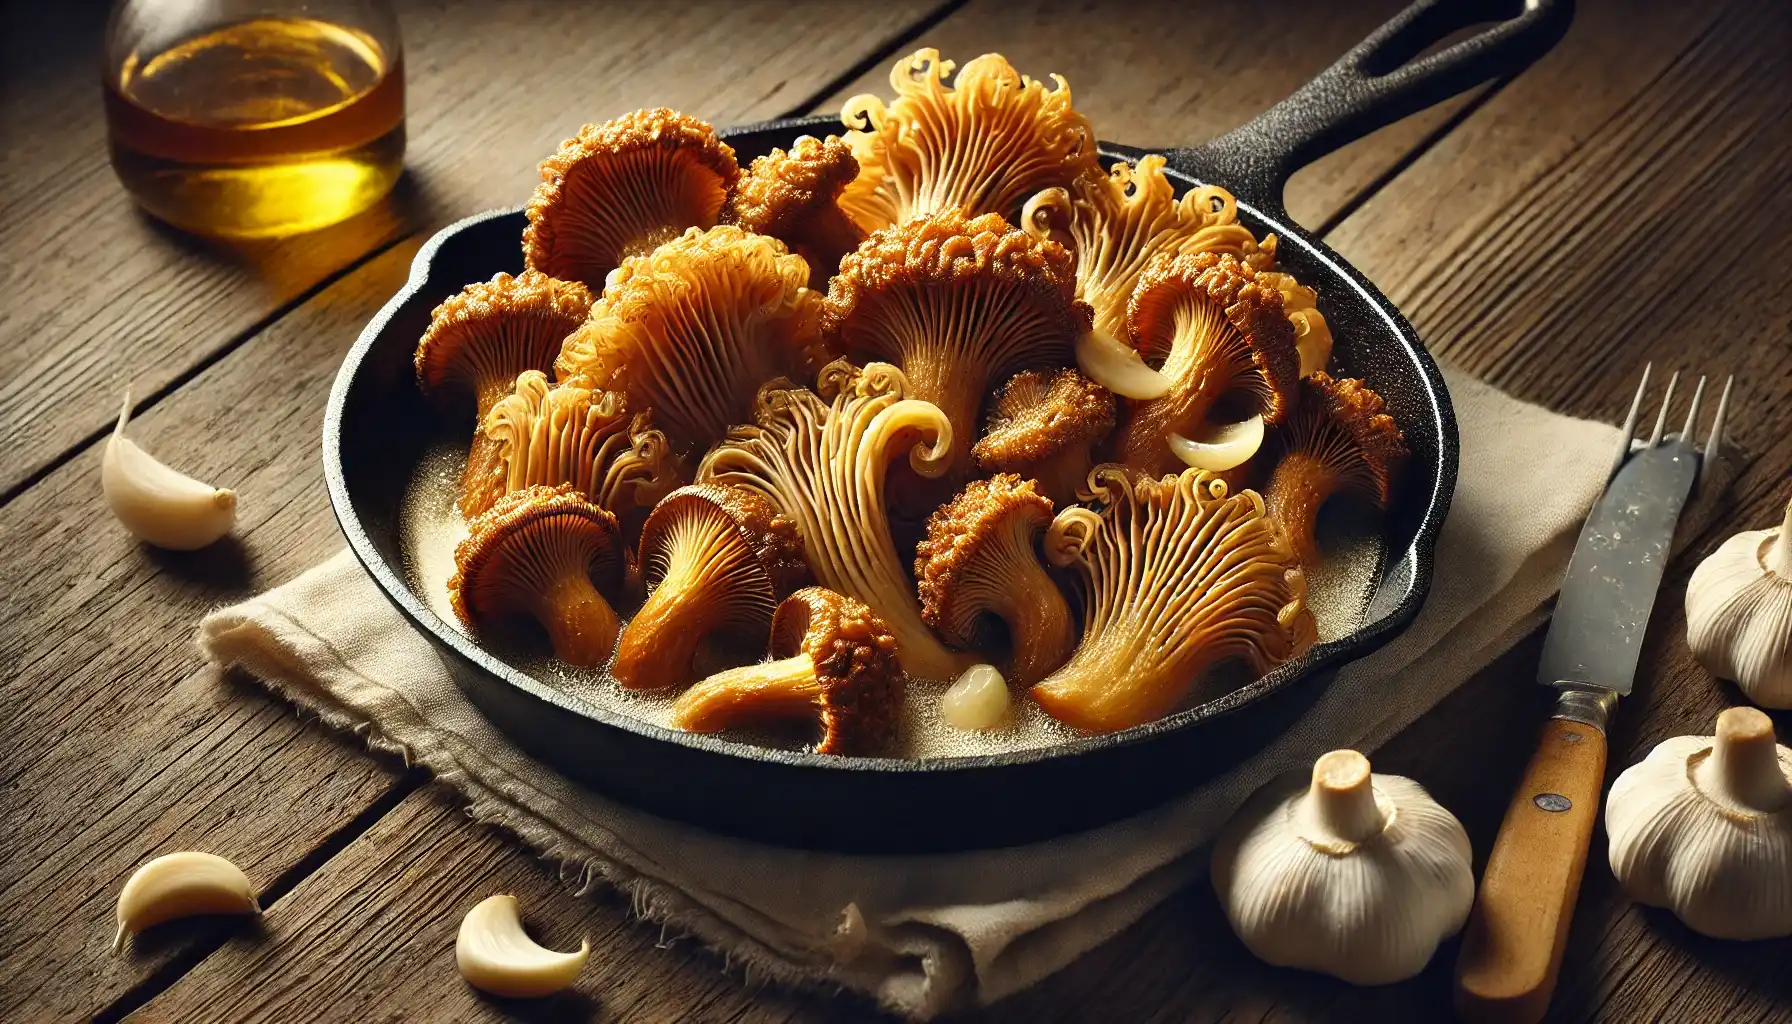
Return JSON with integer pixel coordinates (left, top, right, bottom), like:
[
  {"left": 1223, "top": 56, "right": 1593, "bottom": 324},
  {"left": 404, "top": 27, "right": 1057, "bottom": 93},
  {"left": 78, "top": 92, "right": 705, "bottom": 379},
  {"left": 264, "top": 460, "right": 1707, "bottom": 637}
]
[{"left": 1534, "top": 793, "right": 1573, "bottom": 813}]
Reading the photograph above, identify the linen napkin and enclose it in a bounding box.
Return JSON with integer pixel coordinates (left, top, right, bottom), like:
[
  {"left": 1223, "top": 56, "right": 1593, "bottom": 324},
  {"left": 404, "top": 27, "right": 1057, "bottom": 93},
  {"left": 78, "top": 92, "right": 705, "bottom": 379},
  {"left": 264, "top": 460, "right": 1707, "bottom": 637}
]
[{"left": 198, "top": 366, "right": 1623, "bottom": 1018}]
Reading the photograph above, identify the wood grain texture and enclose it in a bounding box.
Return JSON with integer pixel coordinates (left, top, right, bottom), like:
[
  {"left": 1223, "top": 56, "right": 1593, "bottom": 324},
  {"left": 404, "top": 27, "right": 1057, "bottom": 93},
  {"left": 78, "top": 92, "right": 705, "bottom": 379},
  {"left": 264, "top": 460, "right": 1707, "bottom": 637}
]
[{"left": 0, "top": 0, "right": 940, "bottom": 498}]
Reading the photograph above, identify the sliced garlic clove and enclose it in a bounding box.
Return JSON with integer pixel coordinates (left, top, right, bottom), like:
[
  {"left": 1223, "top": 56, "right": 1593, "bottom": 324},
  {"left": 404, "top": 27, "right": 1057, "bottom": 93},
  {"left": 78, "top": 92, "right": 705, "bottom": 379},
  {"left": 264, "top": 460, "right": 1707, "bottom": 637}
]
[
  {"left": 115, "top": 851, "right": 259, "bottom": 952},
  {"left": 456, "top": 894, "right": 589, "bottom": 999},
  {"left": 1167, "top": 415, "right": 1265, "bottom": 472},
  {"left": 1075, "top": 330, "right": 1170, "bottom": 400},
  {"left": 941, "top": 664, "right": 1011, "bottom": 731},
  {"left": 103, "top": 391, "right": 237, "bottom": 550}
]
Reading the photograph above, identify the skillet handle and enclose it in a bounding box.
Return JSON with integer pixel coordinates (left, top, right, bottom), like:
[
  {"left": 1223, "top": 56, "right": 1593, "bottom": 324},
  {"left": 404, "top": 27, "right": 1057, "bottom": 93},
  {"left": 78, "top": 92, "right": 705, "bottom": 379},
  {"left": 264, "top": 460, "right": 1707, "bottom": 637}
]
[{"left": 1161, "top": 0, "right": 1574, "bottom": 213}]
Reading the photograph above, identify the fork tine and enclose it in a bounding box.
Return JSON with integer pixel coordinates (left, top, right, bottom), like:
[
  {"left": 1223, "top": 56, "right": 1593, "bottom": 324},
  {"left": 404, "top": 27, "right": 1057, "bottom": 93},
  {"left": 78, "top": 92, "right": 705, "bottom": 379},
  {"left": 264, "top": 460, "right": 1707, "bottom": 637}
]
[
  {"left": 1705, "top": 375, "right": 1733, "bottom": 466},
  {"left": 1645, "top": 369, "right": 1679, "bottom": 448},
  {"left": 1679, "top": 375, "right": 1707, "bottom": 442},
  {"left": 1612, "top": 362, "right": 1651, "bottom": 474}
]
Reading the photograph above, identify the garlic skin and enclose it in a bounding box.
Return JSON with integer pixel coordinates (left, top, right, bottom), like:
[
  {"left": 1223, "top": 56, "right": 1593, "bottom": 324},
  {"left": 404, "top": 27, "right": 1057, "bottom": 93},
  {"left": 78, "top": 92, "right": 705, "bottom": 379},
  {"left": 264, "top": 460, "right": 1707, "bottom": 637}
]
[
  {"left": 1606, "top": 707, "right": 1792, "bottom": 940},
  {"left": 103, "top": 392, "right": 236, "bottom": 550},
  {"left": 1685, "top": 495, "right": 1792, "bottom": 708},
  {"left": 941, "top": 664, "right": 1011, "bottom": 731},
  {"left": 1212, "top": 750, "right": 1474, "bottom": 985},
  {"left": 115, "top": 851, "right": 259, "bottom": 951},
  {"left": 456, "top": 894, "right": 589, "bottom": 999}
]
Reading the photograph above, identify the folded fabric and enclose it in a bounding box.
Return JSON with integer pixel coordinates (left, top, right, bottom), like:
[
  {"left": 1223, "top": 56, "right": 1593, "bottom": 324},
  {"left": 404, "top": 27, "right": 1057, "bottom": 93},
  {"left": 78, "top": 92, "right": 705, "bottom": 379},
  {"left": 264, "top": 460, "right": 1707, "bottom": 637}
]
[{"left": 199, "top": 365, "right": 1621, "bottom": 1018}]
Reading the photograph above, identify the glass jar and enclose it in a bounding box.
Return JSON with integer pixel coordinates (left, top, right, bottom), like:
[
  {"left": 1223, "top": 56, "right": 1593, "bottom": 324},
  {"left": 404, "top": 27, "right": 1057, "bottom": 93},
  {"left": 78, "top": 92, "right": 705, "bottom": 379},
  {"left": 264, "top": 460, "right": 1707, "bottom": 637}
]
[{"left": 103, "top": 0, "right": 405, "bottom": 239}]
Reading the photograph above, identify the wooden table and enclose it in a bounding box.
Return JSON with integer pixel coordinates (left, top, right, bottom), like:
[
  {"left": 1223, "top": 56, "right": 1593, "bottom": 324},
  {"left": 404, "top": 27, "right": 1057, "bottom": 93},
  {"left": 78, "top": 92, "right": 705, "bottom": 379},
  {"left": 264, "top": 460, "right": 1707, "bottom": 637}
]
[{"left": 3, "top": 0, "right": 1788, "bottom": 1019}]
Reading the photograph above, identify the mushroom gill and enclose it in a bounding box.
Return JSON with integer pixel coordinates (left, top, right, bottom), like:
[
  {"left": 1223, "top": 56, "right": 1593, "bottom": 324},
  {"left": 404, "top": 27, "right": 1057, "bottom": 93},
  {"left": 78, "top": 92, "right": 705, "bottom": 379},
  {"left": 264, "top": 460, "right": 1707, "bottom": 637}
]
[
  {"left": 973, "top": 367, "right": 1115, "bottom": 507},
  {"left": 1263, "top": 372, "right": 1408, "bottom": 568},
  {"left": 838, "top": 49, "right": 1098, "bottom": 232},
  {"left": 1031, "top": 467, "right": 1314, "bottom": 733},
  {"left": 724, "top": 135, "right": 866, "bottom": 289},
  {"left": 823, "top": 210, "right": 1090, "bottom": 478},
  {"left": 671, "top": 586, "right": 903, "bottom": 756},
  {"left": 415, "top": 271, "right": 594, "bottom": 516},
  {"left": 522, "top": 108, "right": 741, "bottom": 289},
  {"left": 450, "top": 485, "right": 626, "bottom": 668},
  {"left": 555, "top": 225, "right": 829, "bottom": 460},
  {"left": 915, "top": 475, "right": 1074, "bottom": 686},
  {"left": 1109, "top": 251, "right": 1301, "bottom": 477},
  {"left": 610, "top": 484, "right": 809, "bottom": 691},
  {"left": 697, "top": 360, "right": 976, "bottom": 681}
]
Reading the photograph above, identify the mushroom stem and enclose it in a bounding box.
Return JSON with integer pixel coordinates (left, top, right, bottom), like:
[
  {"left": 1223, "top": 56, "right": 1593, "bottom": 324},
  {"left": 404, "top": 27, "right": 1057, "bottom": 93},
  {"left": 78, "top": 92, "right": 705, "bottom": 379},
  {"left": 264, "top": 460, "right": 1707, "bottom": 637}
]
[
  {"left": 1263, "top": 452, "right": 1335, "bottom": 565},
  {"left": 1306, "top": 750, "right": 1388, "bottom": 846},
  {"left": 1029, "top": 447, "right": 1098, "bottom": 507},
  {"left": 793, "top": 207, "right": 865, "bottom": 288},
  {"left": 1696, "top": 707, "right": 1792, "bottom": 814},
  {"left": 999, "top": 565, "right": 1076, "bottom": 687},
  {"left": 535, "top": 571, "right": 622, "bottom": 668},
  {"left": 1769, "top": 495, "right": 1792, "bottom": 580},
  {"left": 899, "top": 355, "right": 984, "bottom": 477},
  {"left": 611, "top": 531, "right": 733, "bottom": 689},
  {"left": 671, "top": 654, "right": 822, "bottom": 733}
]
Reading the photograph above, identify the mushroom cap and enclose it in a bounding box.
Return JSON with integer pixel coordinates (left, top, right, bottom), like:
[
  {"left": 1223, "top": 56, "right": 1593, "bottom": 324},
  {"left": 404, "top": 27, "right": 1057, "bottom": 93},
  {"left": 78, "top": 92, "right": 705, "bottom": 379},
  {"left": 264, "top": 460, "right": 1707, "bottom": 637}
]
[
  {"left": 769, "top": 586, "right": 903, "bottom": 755},
  {"left": 415, "top": 271, "right": 594, "bottom": 411},
  {"left": 555, "top": 224, "right": 828, "bottom": 456},
  {"left": 1126, "top": 250, "right": 1301, "bottom": 425},
  {"left": 522, "top": 108, "right": 741, "bottom": 289},
  {"left": 449, "top": 484, "right": 623, "bottom": 629},
  {"left": 637, "top": 483, "right": 809, "bottom": 613},
  {"left": 1281, "top": 372, "right": 1408, "bottom": 507},
  {"left": 974, "top": 367, "right": 1116, "bottom": 473},
  {"left": 725, "top": 135, "right": 860, "bottom": 240},
  {"left": 838, "top": 49, "right": 1098, "bottom": 232},
  {"left": 915, "top": 474, "right": 1056, "bottom": 648}
]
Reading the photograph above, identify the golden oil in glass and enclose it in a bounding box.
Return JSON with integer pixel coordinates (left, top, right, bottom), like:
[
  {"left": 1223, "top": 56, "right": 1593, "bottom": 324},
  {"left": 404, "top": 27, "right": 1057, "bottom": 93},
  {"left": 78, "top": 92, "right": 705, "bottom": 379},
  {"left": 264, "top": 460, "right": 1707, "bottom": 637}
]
[{"left": 104, "top": 16, "right": 404, "bottom": 239}]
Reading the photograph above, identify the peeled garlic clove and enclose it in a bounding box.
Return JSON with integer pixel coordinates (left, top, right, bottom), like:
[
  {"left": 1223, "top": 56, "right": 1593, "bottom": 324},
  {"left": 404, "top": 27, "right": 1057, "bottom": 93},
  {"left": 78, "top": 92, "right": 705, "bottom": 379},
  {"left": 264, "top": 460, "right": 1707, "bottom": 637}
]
[
  {"left": 1685, "top": 493, "right": 1792, "bottom": 708},
  {"left": 941, "top": 664, "right": 1011, "bottom": 731},
  {"left": 1211, "top": 750, "right": 1474, "bottom": 985},
  {"left": 1167, "top": 415, "right": 1265, "bottom": 472},
  {"left": 103, "top": 391, "right": 236, "bottom": 550},
  {"left": 456, "top": 894, "right": 589, "bottom": 999},
  {"left": 1606, "top": 707, "right": 1792, "bottom": 940},
  {"left": 1075, "top": 330, "right": 1169, "bottom": 400},
  {"left": 115, "top": 851, "right": 259, "bottom": 951}
]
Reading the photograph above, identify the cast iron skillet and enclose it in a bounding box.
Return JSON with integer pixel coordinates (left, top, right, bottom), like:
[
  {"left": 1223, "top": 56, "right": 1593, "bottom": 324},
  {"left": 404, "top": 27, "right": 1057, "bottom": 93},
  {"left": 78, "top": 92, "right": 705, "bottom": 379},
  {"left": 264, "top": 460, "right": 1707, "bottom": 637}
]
[{"left": 325, "top": 0, "right": 1571, "bottom": 852}]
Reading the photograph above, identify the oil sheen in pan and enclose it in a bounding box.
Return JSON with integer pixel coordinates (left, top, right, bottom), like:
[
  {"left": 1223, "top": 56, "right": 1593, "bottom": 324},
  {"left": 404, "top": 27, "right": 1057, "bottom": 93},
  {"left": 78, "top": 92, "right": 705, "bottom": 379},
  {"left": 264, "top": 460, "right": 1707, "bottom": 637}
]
[{"left": 398, "top": 441, "right": 1383, "bottom": 760}]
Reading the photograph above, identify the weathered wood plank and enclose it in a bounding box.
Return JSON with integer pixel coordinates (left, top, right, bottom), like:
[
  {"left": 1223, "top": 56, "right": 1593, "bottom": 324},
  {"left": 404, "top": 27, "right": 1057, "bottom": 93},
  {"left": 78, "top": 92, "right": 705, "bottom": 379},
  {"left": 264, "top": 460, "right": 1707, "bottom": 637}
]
[{"left": 0, "top": 0, "right": 941, "bottom": 497}]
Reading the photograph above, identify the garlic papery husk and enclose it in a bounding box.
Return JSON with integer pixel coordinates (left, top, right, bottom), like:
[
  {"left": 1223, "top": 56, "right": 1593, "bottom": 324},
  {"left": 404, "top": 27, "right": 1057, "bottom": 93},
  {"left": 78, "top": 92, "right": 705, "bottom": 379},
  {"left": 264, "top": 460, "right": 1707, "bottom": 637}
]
[
  {"left": 102, "top": 391, "right": 236, "bottom": 550},
  {"left": 456, "top": 894, "right": 589, "bottom": 998},
  {"left": 1212, "top": 749, "right": 1474, "bottom": 985},
  {"left": 1605, "top": 707, "right": 1792, "bottom": 940},
  {"left": 1685, "top": 495, "right": 1792, "bottom": 708},
  {"left": 1168, "top": 414, "right": 1265, "bottom": 472}
]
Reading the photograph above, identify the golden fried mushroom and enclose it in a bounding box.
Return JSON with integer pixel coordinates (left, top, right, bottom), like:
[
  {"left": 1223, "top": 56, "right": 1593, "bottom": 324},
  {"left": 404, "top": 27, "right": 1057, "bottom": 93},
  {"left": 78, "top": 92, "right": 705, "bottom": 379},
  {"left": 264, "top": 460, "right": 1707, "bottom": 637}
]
[
  {"left": 915, "top": 475, "right": 1074, "bottom": 686},
  {"left": 838, "top": 49, "right": 1098, "bottom": 232},
  {"left": 415, "top": 271, "right": 594, "bottom": 516},
  {"left": 1031, "top": 467, "right": 1314, "bottom": 733},
  {"left": 824, "top": 210, "right": 1090, "bottom": 476},
  {"left": 556, "top": 225, "right": 828, "bottom": 460},
  {"left": 1263, "top": 372, "right": 1408, "bottom": 567},
  {"left": 671, "top": 586, "right": 903, "bottom": 756},
  {"left": 724, "top": 135, "right": 865, "bottom": 289},
  {"left": 974, "top": 368, "right": 1115, "bottom": 507},
  {"left": 522, "top": 108, "right": 741, "bottom": 289},
  {"left": 1109, "top": 251, "right": 1301, "bottom": 477},
  {"left": 698, "top": 361, "right": 977, "bottom": 681},
  {"left": 450, "top": 485, "right": 626, "bottom": 668},
  {"left": 610, "top": 484, "right": 809, "bottom": 691}
]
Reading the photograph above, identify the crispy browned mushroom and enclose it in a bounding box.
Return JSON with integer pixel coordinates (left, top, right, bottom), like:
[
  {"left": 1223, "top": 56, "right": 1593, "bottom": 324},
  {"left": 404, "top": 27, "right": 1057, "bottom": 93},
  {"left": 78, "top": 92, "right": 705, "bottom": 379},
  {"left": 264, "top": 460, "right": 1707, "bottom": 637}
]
[
  {"left": 973, "top": 368, "right": 1115, "bottom": 507},
  {"left": 609, "top": 484, "right": 809, "bottom": 690},
  {"left": 555, "top": 225, "right": 828, "bottom": 459},
  {"left": 915, "top": 475, "right": 1074, "bottom": 686},
  {"left": 1108, "top": 251, "right": 1301, "bottom": 477},
  {"left": 838, "top": 49, "right": 1097, "bottom": 232},
  {"left": 823, "top": 210, "right": 1090, "bottom": 477},
  {"left": 415, "top": 272, "right": 594, "bottom": 516},
  {"left": 450, "top": 485, "right": 626, "bottom": 668},
  {"left": 724, "top": 135, "right": 865, "bottom": 289},
  {"left": 698, "top": 360, "right": 976, "bottom": 681},
  {"left": 671, "top": 586, "right": 903, "bottom": 756},
  {"left": 522, "top": 109, "right": 741, "bottom": 289},
  {"left": 1031, "top": 467, "right": 1314, "bottom": 733},
  {"left": 1263, "top": 372, "right": 1408, "bottom": 567}
]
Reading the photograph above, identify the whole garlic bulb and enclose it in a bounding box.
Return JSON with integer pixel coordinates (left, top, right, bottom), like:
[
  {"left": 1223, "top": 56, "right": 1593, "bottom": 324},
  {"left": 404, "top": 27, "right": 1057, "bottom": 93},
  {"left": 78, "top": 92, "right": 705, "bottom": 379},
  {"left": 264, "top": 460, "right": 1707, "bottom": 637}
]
[
  {"left": 1606, "top": 707, "right": 1792, "bottom": 940},
  {"left": 1212, "top": 750, "right": 1474, "bottom": 985},
  {"left": 1686, "top": 495, "right": 1792, "bottom": 707}
]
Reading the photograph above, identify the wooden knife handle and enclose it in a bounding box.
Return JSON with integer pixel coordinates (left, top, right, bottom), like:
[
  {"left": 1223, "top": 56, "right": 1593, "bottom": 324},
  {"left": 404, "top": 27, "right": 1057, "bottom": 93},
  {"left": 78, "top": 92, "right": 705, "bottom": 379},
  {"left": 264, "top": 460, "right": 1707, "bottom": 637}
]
[{"left": 1454, "top": 708, "right": 1608, "bottom": 1024}]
